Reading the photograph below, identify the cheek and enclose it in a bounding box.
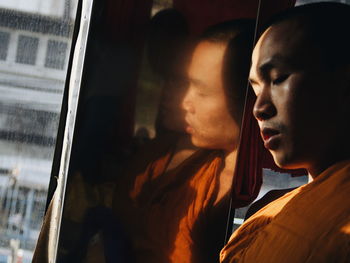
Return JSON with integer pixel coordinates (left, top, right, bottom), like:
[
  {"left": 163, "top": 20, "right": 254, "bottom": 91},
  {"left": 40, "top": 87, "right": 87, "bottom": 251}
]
[
  {"left": 273, "top": 76, "right": 311, "bottom": 126},
  {"left": 274, "top": 76, "right": 333, "bottom": 152},
  {"left": 199, "top": 99, "right": 228, "bottom": 122},
  {"left": 191, "top": 100, "right": 239, "bottom": 149},
  {"left": 205, "top": 106, "right": 238, "bottom": 137}
]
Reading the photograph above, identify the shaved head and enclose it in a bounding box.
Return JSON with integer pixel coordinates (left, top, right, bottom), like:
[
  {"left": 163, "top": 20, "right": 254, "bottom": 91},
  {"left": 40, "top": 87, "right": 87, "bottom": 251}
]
[
  {"left": 250, "top": 2, "right": 350, "bottom": 176},
  {"left": 263, "top": 2, "right": 350, "bottom": 70}
]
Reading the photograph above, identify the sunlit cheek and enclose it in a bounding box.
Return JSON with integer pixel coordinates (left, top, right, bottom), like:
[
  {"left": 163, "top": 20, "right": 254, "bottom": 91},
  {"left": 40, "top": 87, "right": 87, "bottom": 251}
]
[{"left": 212, "top": 118, "right": 237, "bottom": 149}]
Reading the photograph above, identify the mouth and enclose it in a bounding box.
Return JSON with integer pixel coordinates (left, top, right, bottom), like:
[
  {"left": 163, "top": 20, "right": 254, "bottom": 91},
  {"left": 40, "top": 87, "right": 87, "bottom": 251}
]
[
  {"left": 260, "top": 127, "right": 281, "bottom": 150},
  {"left": 184, "top": 117, "right": 194, "bottom": 134}
]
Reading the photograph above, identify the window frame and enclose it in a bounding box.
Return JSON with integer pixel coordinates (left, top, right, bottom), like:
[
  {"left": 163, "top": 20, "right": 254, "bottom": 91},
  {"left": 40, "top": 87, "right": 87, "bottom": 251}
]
[{"left": 42, "top": 0, "right": 94, "bottom": 261}]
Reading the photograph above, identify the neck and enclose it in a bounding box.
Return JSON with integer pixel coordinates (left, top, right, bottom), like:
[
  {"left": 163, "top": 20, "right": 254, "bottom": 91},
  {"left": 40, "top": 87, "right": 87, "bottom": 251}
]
[
  {"left": 165, "top": 134, "right": 197, "bottom": 172},
  {"left": 175, "top": 134, "right": 198, "bottom": 151},
  {"left": 223, "top": 149, "right": 238, "bottom": 173},
  {"left": 308, "top": 152, "right": 350, "bottom": 179},
  {"left": 213, "top": 149, "right": 238, "bottom": 206}
]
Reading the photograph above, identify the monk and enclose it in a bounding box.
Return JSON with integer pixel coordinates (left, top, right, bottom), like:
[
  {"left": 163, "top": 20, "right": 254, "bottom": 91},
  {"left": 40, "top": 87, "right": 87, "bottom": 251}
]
[
  {"left": 220, "top": 3, "right": 350, "bottom": 262},
  {"left": 112, "top": 20, "right": 257, "bottom": 263}
]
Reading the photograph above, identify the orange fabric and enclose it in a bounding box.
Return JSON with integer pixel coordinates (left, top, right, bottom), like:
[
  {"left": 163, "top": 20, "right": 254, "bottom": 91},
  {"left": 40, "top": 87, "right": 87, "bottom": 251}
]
[
  {"left": 220, "top": 160, "right": 350, "bottom": 263},
  {"left": 113, "top": 134, "right": 233, "bottom": 263}
]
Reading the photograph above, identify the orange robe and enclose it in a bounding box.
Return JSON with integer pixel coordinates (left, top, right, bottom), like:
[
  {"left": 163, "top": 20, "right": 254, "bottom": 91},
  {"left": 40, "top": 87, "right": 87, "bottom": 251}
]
[
  {"left": 113, "top": 134, "right": 230, "bottom": 263},
  {"left": 220, "top": 160, "right": 350, "bottom": 263}
]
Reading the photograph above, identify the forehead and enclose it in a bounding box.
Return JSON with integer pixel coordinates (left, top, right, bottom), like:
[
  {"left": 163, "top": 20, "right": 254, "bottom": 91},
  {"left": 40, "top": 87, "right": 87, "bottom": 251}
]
[
  {"left": 189, "top": 41, "right": 226, "bottom": 70},
  {"left": 251, "top": 20, "right": 320, "bottom": 73}
]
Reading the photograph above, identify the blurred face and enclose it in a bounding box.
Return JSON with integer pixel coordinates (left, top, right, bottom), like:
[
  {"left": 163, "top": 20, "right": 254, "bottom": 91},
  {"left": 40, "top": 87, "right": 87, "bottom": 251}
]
[
  {"left": 182, "top": 41, "right": 240, "bottom": 152},
  {"left": 250, "top": 20, "right": 345, "bottom": 174}
]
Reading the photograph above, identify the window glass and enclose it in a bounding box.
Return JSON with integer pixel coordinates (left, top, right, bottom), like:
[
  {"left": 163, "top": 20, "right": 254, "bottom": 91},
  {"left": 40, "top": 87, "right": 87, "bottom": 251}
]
[
  {"left": 134, "top": 1, "right": 173, "bottom": 137},
  {"left": 56, "top": 1, "right": 261, "bottom": 262},
  {"left": 0, "top": 31, "right": 10, "bottom": 60},
  {"left": 0, "top": 0, "right": 78, "bottom": 262},
  {"left": 16, "top": 35, "right": 39, "bottom": 65},
  {"left": 45, "top": 40, "right": 68, "bottom": 70}
]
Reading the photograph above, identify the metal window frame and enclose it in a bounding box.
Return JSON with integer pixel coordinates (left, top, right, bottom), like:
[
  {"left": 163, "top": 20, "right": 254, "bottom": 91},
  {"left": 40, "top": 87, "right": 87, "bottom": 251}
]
[{"left": 43, "top": 0, "right": 95, "bottom": 261}]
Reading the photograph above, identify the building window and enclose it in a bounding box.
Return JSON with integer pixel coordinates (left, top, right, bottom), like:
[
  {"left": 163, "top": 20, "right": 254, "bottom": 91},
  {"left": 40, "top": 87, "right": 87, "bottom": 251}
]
[
  {"left": 0, "top": 31, "right": 10, "bottom": 61},
  {"left": 16, "top": 35, "right": 39, "bottom": 65},
  {"left": 45, "top": 40, "right": 68, "bottom": 70}
]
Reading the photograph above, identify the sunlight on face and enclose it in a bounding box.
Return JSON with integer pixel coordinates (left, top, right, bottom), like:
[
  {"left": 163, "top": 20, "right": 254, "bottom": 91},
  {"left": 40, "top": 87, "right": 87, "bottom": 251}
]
[
  {"left": 182, "top": 41, "right": 240, "bottom": 152},
  {"left": 250, "top": 21, "right": 343, "bottom": 174}
]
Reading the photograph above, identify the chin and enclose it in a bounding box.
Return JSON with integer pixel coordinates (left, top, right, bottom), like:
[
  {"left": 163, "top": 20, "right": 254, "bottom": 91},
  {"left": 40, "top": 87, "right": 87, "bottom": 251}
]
[
  {"left": 191, "top": 137, "right": 214, "bottom": 149},
  {"left": 190, "top": 137, "right": 201, "bottom": 147},
  {"left": 271, "top": 154, "right": 285, "bottom": 168},
  {"left": 272, "top": 151, "right": 304, "bottom": 170},
  {"left": 191, "top": 140, "right": 206, "bottom": 149}
]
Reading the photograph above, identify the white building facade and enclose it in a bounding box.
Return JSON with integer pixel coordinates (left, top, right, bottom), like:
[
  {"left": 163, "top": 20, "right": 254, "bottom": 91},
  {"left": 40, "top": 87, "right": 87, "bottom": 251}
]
[{"left": 0, "top": 0, "right": 78, "bottom": 262}]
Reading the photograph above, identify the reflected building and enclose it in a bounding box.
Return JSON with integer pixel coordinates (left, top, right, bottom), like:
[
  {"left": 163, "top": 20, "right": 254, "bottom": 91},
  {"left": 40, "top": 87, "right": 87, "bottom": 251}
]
[{"left": 0, "top": 0, "right": 77, "bottom": 262}]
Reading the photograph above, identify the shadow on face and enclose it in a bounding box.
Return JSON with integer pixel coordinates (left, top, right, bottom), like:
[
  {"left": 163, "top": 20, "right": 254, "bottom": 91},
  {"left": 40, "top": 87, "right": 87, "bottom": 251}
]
[{"left": 250, "top": 17, "right": 350, "bottom": 175}]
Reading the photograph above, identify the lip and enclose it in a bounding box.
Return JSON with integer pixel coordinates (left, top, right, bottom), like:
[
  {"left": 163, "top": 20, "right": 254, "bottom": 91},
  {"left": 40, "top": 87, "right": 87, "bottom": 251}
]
[
  {"left": 260, "top": 127, "right": 281, "bottom": 150},
  {"left": 184, "top": 117, "right": 194, "bottom": 134}
]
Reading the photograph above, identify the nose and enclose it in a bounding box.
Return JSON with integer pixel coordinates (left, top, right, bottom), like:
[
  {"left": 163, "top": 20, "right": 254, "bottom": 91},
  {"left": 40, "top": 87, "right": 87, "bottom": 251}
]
[
  {"left": 182, "top": 88, "right": 195, "bottom": 113},
  {"left": 253, "top": 87, "right": 276, "bottom": 121}
]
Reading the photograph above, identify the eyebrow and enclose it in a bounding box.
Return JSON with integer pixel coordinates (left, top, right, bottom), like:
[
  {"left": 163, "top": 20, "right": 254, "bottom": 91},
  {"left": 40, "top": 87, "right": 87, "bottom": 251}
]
[
  {"left": 260, "top": 55, "right": 288, "bottom": 74},
  {"left": 249, "top": 54, "right": 291, "bottom": 84}
]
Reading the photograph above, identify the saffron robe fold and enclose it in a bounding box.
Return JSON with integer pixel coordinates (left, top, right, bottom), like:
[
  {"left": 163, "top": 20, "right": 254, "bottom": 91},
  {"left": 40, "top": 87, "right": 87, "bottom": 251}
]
[
  {"left": 220, "top": 160, "right": 350, "bottom": 263},
  {"left": 113, "top": 134, "right": 230, "bottom": 263}
]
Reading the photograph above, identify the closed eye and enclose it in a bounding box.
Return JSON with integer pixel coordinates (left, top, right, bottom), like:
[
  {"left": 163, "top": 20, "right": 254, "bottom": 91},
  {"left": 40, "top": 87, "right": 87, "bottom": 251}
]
[{"left": 272, "top": 74, "right": 289, "bottom": 85}]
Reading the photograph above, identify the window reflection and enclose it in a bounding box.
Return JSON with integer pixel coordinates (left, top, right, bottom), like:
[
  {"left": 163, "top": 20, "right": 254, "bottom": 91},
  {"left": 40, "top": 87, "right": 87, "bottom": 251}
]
[
  {"left": 45, "top": 40, "right": 68, "bottom": 70},
  {"left": 47, "top": 1, "right": 265, "bottom": 262},
  {"left": 0, "top": 31, "right": 10, "bottom": 60},
  {"left": 16, "top": 35, "right": 39, "bottom": 65},
  {"left": 0, "top": 0, "right": 78, "bottom": 262}
]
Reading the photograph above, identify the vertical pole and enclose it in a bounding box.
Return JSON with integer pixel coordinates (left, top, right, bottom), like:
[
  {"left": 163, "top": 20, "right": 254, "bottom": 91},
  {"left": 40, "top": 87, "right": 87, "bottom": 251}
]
[{"left": 23, "top": 189, "right": 35, "bottom": 242}]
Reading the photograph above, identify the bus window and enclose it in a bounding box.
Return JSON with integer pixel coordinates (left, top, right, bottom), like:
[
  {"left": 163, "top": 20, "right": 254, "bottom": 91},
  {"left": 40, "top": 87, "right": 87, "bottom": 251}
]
[
  {"left": 0, "top": 0, "right": 78, "bottom": 262},
  {"left": 38, "top": 0, "right": 333, "bottom": 262},
  {"left": 45, "top": 1, "right": 264, "bottom": 262}
]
